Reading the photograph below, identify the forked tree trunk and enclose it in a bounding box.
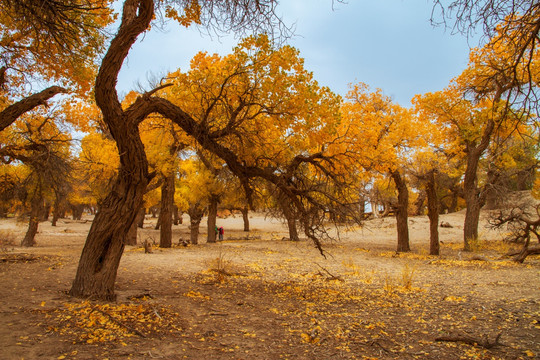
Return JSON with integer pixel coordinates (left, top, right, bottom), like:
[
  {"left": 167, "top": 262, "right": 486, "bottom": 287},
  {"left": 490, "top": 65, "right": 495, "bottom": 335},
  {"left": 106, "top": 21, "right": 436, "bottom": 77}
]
[
  {"left": 426, "top": 171, "right": 440, "bottom": 256},
  {"left": 241, "top": 206, "right": 249, "bottom": 232},
  {"left": 391, "top": 170, "right": 410, "bottom": 253},
  {"left": 22, "top": 188, "right": 43, "bottom": 247},
  {"left": 160, "top": 173, "right": 175, "bottom": 248},
  {"left": 207, "top": 195, "right": 219, "bottom": 243}
]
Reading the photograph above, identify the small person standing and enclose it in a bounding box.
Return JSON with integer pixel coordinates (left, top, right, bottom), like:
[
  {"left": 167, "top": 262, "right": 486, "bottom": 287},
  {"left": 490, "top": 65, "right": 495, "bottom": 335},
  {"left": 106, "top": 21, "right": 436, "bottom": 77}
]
[{"left": 218, "top": 226, "right": 224, "bottom": 241}]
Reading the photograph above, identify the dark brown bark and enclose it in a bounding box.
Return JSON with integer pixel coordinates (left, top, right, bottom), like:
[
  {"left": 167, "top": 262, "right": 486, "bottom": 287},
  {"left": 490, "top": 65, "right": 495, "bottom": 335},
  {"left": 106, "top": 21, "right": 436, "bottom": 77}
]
[
  {"left": 69, "top": 0, "right": 154, "bottom": 300},
  {"left": 154, "top": 210, "right": 161, "bottom": 230},
  {"left": 137, "top": 207, "right": 145, "bottom": 228},
  {"left": 426, "top": 171, "right": 440, "bottom": 256},
  {"left": 51, "top": 196, "right": 65, "bottom": 227},
  {"left": 207, "top": 195, "right": 219, "bottom": 243},
  {"left": 173, "top": 205, "right": 180, "bottom": 225},
  {"left": 21, "top": 189, "right": 43, "bottom": 247},
  {"left": 241, "top": 206, "right": 250, "bottom": 232},
  {"left": 0, "top": 86, "right": 67, "bottom": 132},
  {"left": 282, "top": 202, "right": 299, "bottom": 242},
  {"left": 413, "top": 191, "right": 426, "bottom": 216},
  {"left": 70, "top": 204, "right": 84, "bottom": 220},
  {"left": 391, "top": 170, "right": 410, "bottom": 253},
  {"left": 41, "top": 203, "right": 50, "bottom": 221},
  {"left": 188, "top": 206, "right": 204, "bottom": 245},
  {"left": 159, "top": 173, "right": 175, "bottom": 248},
  {"left": 463, "top": 147, "right": 484, "bottom": 251},
  {"left": 126, "top": 218, "right": 138, "bottom": 246}
]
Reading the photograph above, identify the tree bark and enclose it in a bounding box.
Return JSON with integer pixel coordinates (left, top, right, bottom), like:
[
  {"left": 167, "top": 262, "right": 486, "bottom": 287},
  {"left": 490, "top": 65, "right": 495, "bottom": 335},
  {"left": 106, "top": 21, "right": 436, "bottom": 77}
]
[
  {"left": 0, "top": 86, "right": 67, "bottom": 132},
  {"left": 159, "top": 173, "right": 175, "bottom": 248},
  {"left": 241, "top": 206, "right": 250, "bottom": 232},
  {"left": 282, "top": 202, "right": 299, "bottom": 241},
  {"left": 391, "top": 170, "right": 410, "bottom": 253},
  {"left": 189, "top": 212, "right": 203, "bottom": 245},
  {"left": 413, "top": 190, "right": 426, "bottom": 216},
  {"left": 126, "top": 218, "right": 138, "bottom": 246},
  {"left": 426, "top": 171, "right": 440, "bottom": 256},
  {"left": 137, "top": 207, "right": 145, "bottom": 228},
  {"left": 69, "top": 125, "right": 150, "bottom": 300},
  {"left": 154, "top": 210, "right": 161, "bottom": 230},
  {"left": 21, "top": 188, "right": 43, "bottom": 247},
  {"left": 173, "top": 205, "right": 180, "bottom": 225},
  {"left": 69, "top": 0, "right": 154, "bottom": 300},
  {"left": 463, "top": 147, "right": 484, "bottom": 251},
  {"left": 207, "top": 195, "right": 219, "bottom": 243}
]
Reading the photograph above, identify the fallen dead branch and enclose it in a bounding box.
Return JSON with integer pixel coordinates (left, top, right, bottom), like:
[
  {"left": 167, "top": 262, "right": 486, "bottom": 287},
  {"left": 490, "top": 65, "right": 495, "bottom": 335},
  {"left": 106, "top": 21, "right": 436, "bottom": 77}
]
[
  {"left": 92, "top": 305, "right": 147, "bottom": 338},
  {"left": 315, "top": 263, "right": 344, "bottom": 282},
  {"left": 436, "top": 332, "right": 503, "bottom": 349}
]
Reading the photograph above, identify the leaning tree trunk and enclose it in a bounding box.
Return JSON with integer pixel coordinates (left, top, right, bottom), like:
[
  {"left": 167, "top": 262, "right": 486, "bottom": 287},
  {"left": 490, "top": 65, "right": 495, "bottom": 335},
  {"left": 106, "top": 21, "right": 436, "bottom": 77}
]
[
  {"left": 69, "top": 0, "right": 155, "bottom": 300},
  {"left": 391, "top": 170, "right": 410, "bottom": 253},
  {"left": 426, "top": 171, "right": 440, "bottom": 256},
  {"left": 22, "top": 187, "right": 43, "bottom": 247},
  {"left": 160, "top": 173, "right": 175, "bottom": 248},
  {"left": 241, "top": 206, "right": 250, "bottom": 232},
  {"left": 207, "top": 195, "right": 219, "bottom": 243},
  {"left": 69, "top": 126, "right": 150, "bottom": 300}
]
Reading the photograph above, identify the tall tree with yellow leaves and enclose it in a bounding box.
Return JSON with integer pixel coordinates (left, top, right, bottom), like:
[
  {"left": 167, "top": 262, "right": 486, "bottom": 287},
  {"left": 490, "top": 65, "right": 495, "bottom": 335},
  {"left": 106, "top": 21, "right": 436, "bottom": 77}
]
[{"left": 0, "top": 0, "right": 113, "bottom": 131}]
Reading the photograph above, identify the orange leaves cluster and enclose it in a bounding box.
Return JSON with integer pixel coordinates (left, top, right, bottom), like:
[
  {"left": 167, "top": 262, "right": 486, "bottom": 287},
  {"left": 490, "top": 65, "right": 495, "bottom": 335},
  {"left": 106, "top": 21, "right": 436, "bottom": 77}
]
[
  {"left": 0, "top": 0, "right": 114, "bottom": 96},
  {"left": 51, "top": 301, "right": 183, "bottom": 343},
  {"left": 166, "top": 34, "right": 341, "bottom": 170}
]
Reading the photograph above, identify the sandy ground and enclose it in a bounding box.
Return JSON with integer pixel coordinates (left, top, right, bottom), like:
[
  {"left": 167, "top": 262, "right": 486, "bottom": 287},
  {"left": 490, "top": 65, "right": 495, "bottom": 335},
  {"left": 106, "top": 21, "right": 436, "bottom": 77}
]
[{"left": 0, "top": 211, "right": 539, "bottom": 359}]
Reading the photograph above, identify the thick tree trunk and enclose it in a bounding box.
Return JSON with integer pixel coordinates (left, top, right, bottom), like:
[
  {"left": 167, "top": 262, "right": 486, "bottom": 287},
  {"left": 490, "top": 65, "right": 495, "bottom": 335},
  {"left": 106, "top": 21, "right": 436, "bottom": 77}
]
[
  {"left": 154, "top": 210, "right": 161, "bottom": 230},
  {"left": 21, "top": 190, "right": 43, "bottom": 247},
  {"left": 159, "top": 173, "right": 175, "bottom": 248},
  {"left": 391, "top": 170, "right": 410, "bottom": 253},
  {"left": 426, "top": 171, "right": 440, "bottom": 256},
  {"left": 173, "top": 205, "right": 180, "bottom": 225},
  {"left": 69, "top": 128, "right": 150, "bottom": 300},
  {"left": 69, "top": 0, "right": 155, "bottom": 300},
  {"left": 71, "top": 204, "right": 84, "bottom": 220},
  {"left": 51, "top": 196, "right": 64, "bottom": 227},
  {"left": 463, "top": 149, "right": 484, "bottom": 251},
  {"left": 190, "top": 217, "right": 201, "bottom": 245},
  {"left": 41, "top": 203, "right": 51, "bottom": 221},
  {"left": 137, "top": 207, "right": 145, "bottom": 228},
  {"left": 241, "top": 206, "right": 250, "bottom": 232},
  {"left": 413, "top": 191, "right": 426, "bottom": 216},
  {"left": 126, "top": 218, "right": 138, "bottom": 246},
  {"left": 207, "top": 195, "right": 219, "bottom": 243}
]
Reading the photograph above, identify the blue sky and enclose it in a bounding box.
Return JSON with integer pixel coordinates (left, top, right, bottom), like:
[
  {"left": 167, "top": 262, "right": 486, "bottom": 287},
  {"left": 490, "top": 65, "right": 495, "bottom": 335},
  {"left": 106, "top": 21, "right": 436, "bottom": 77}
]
[{"left": 117, "top": 1, "right": 478, "bottom": 107}]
